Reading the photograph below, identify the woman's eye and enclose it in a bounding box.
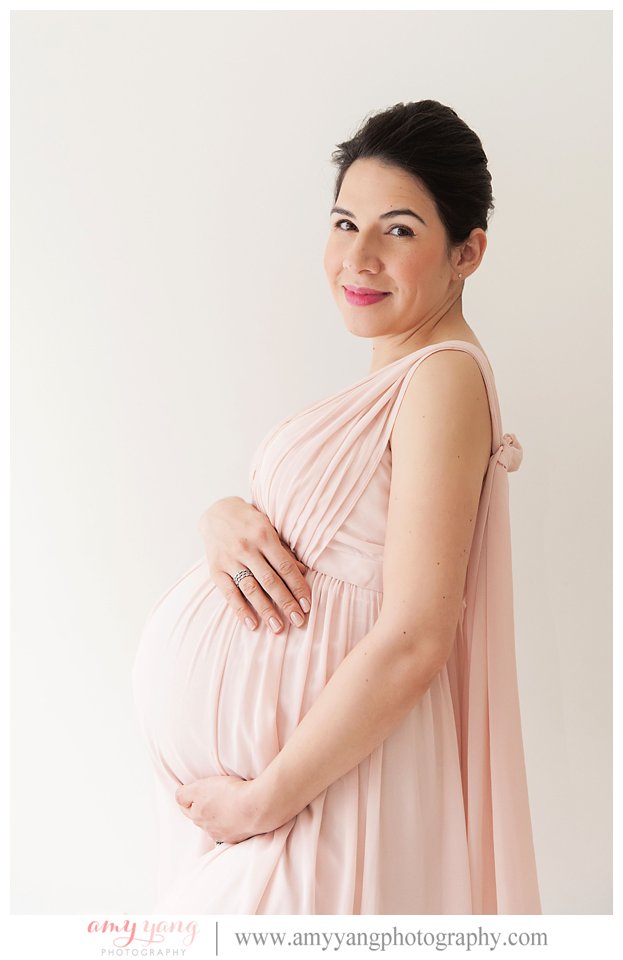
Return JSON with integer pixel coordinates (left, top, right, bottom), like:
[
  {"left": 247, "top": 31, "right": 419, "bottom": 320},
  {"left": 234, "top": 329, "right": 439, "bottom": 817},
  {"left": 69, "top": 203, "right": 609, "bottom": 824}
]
[
  {"left": 389, "top": 224, "right": 414, "bottom": 238},
  {"left": 332, "top": 219, "right": 414, "bottom": 238}
]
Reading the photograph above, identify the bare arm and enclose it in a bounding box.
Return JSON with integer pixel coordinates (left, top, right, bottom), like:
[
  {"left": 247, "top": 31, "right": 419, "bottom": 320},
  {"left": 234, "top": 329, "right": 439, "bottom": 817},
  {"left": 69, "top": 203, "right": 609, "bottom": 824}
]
[{"left": 246, "top": 350, "right": 492, "bottom": 832}]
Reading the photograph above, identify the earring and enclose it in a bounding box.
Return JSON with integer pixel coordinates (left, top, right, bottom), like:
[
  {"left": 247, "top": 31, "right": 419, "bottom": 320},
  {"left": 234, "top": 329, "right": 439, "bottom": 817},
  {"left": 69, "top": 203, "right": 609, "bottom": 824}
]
[{"left": 458, "top": 273, "right": 463, "bottom": 280}]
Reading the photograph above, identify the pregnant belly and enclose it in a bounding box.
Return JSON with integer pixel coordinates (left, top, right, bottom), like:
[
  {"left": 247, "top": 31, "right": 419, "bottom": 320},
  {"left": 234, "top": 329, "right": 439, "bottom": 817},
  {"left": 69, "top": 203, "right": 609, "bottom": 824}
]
[{"left": 132, "top": 555, "right": 382, "bottom": 787}]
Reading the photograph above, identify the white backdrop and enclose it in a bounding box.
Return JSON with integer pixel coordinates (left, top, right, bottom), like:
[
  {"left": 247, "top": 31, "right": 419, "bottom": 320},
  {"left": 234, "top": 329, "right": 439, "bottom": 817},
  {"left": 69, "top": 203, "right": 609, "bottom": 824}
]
[{"left": 11, "top": 10, "right": 611, "bottom": 915}]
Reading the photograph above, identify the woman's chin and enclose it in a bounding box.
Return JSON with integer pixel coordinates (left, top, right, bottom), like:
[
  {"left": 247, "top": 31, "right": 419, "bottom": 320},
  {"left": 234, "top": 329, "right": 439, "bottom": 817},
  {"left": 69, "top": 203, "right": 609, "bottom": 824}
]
[{"left": 342, "top": 321, "right": 390, "bottom": 340}]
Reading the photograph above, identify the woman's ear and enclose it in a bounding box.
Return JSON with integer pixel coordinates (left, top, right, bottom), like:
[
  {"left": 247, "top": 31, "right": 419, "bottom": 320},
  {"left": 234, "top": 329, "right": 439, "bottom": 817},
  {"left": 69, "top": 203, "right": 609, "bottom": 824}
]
[{"left": 454, "top": 228, "right": 487, "bottom": 278}]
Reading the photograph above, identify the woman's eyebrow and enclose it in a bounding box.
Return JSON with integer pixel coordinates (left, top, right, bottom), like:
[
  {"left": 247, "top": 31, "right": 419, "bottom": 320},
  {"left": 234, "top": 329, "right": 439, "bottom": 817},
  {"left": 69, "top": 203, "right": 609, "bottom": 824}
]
[{"left": 330, "top": 205, "right": 427, "bottom": 226}]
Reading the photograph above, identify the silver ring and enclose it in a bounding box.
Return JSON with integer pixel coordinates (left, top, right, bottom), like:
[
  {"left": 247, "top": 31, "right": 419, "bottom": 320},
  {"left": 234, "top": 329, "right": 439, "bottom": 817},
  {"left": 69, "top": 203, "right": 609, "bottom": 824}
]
[{"left": 233, "top": 569, "right": 254, "bottom": 587}]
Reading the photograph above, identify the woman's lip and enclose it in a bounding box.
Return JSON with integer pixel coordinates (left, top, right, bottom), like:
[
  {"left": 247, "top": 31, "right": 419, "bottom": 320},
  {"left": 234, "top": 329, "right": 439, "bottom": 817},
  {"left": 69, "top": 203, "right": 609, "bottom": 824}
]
[
  {"left": 343, "top": 285, "right": 389, "bottom": 295},
  {"left": 343, "top": 285, "right": 390, "bottom": 306}
]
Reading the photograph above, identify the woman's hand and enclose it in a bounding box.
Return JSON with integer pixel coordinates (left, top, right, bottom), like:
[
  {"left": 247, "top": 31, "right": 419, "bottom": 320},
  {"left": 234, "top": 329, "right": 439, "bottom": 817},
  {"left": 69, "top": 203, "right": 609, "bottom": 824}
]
[
  {"left": 199, "top": 497, "right": 312, "bottom": 635},
  {"left": 175, "top": 774, "right": 276, "bottom": 845}
]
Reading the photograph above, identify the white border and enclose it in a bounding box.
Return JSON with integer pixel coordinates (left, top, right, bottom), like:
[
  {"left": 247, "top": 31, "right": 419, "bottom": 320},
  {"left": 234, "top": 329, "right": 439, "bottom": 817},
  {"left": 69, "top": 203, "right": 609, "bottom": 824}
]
[{"left": 1, "top": 3, "right": 617, "bottom": 958}]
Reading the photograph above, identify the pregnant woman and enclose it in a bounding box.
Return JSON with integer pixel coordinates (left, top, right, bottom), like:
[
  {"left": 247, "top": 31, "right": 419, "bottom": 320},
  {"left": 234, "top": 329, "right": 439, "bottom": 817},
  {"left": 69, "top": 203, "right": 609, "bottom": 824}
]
[{"left": 132, "top": 99, "right": 541, "bottom": 915}]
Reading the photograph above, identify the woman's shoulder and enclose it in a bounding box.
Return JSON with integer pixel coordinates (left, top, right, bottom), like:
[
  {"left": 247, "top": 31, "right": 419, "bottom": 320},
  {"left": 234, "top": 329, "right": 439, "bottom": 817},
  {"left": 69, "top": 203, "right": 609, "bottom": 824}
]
[
  {"left": 389, "top": 342, "right": 493, "bottom": 476},
  {"left": 425, "top": 333, "right": 491, "bottom": 368}
]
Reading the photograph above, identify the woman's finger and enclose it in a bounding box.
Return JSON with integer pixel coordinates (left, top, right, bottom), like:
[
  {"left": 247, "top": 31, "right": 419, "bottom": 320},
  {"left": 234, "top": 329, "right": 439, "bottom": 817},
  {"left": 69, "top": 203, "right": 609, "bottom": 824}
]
[
  {"left": 269, "top": 539, "right": 313, "bottom": 615},
  {"left": 280, "top": 539, "right": 309, "bottom": 575},
  {"left": 213, "top": 564, "right": 291, "bottom": 635},
  {"left": 229, "top": 549, "right": 311, "bottom": 634},
  {"left": 232, "top": 559, "right": 293, "bottom": 635},
  {"left": 211, "top": 569, "right": 267, "bottom": 632}
]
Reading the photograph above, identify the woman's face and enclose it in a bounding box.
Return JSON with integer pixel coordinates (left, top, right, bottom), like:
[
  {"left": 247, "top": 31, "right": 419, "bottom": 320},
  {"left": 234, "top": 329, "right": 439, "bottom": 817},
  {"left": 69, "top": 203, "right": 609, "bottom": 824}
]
[{"left": 323, "top": 157, "right": 468, "bottom": 343}]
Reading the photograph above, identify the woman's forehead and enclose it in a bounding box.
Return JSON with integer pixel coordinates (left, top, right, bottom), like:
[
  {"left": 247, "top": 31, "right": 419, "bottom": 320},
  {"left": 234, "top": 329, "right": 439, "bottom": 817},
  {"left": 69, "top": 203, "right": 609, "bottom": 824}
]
[{"left": 337, "top": 162, "right": 438, "bottom": 219}]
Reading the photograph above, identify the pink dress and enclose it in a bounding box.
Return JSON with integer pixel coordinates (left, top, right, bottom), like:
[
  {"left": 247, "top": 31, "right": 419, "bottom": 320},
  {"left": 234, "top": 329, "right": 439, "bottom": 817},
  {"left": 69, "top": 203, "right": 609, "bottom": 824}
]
[{"left": 131, "top": 339, "right": 541, "bottom": 914}]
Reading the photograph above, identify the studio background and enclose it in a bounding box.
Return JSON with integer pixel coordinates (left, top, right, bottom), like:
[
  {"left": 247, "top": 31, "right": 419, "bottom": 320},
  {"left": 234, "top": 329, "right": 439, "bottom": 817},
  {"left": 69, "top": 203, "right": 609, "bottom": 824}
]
[{"left": 11, "top": 10, "right": 612, "bottom": 914}]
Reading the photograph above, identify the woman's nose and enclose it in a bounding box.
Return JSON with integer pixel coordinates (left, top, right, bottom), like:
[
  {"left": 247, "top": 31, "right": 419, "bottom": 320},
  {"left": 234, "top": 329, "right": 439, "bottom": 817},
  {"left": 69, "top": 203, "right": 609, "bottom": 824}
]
[{"left": 342, "top": 237, "right": 381, "bottom": 272}]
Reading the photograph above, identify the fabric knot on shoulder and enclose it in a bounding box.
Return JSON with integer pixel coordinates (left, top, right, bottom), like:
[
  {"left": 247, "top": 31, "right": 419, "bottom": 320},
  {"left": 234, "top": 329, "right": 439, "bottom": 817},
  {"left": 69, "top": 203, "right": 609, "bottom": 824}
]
[{"left": 497, "top": 432, "right": 523, "bottom": 472}]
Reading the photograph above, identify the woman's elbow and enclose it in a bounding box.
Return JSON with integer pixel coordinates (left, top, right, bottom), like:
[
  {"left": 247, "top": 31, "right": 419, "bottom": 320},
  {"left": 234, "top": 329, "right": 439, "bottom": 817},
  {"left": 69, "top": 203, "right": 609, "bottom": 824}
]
[{"left": 375, "top": 614, "right": 456, "bottom": 681}]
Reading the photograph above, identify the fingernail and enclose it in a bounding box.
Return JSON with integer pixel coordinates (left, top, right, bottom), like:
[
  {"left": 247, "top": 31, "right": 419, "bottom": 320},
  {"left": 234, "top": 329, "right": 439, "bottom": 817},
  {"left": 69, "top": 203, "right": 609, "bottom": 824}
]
[
  {"left": 244, "top": 617, "right": 256, "bottom": 631},
  {"left": 290, "top": 611, "right": 304, "bottom": 626},
  {"left": 300, "top": 597, "right": 311, "bottom": 613},
  {"left": 269, "top": 617, "right": 282, "bottom": 633}
]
